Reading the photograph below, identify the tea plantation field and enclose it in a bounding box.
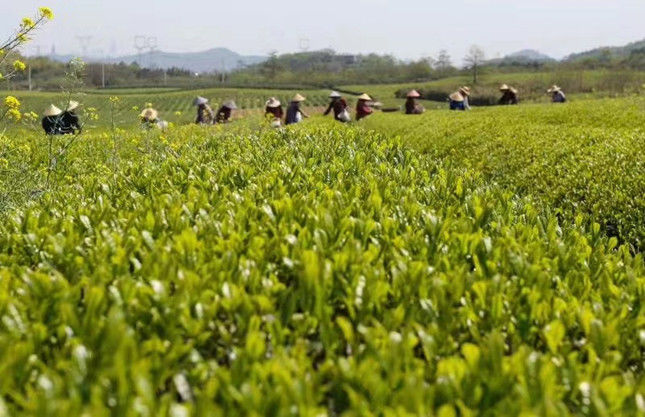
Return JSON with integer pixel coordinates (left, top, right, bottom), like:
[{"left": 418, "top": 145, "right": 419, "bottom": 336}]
[{"left": 0, "top": 96, "right": 644, "bottom": 416}]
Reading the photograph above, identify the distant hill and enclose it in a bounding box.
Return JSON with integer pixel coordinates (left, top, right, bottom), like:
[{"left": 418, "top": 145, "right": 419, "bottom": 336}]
[
  {"left": 487, "top": 49, "right": 556, "bottom": 66},
  {"left": 564, "top": 39, "right": 645, "bottom": 62},
  {"left": 46, "top": 48, "right": 267, "bottom": 73}
]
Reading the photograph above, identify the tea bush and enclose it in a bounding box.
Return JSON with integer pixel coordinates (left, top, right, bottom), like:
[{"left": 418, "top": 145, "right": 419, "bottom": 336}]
[
  {"left": 360, "top": 97, "right": 645, "bottom": 251},
  {"left": 0, "top": 120, "right": 643, "bottom": 416}
]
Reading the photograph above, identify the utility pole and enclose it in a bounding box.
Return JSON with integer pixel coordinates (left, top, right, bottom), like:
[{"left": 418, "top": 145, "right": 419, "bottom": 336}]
[
  {"left": 101, "top": 63, "right": 106, "bottom": 88},
  {"left": 163, "top": 69, "right": 167, "bottom": 86},
  {"left": 28, "top": 65, "right": 32, "bottom": 91}
]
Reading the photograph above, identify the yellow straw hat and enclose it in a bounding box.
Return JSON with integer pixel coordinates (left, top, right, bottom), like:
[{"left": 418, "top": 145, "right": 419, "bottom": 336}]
[
  {"left": 292, "top": 94, "right": 306, "bottom": 102},
  {"left": 357, "top": 93, "right": 372, "bottom": 101},
  {"left": 43, "top": 104, "right": 63, "bottom": 117},
  {"left": 449, "top": 92, "right": 465, "bottom": 102},
  {"left": 459, "top": 86, "right": 471, "bottom": 96},
  {"left": 499, "top": 84, "right": 510, "bottom": 91},
  {"left": 66, "top": 101, "right": 80, "bottom": 111},
  {"left": 140, "top": 108, "right": 159, "bottom": 120}
]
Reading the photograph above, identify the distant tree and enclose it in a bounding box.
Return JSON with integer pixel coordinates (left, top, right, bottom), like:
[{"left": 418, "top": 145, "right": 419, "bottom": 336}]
[
  {"left": 464, "top": 45, "right": 485, "bottom": 84},
  {"left": 435, "top": 50, "right": 452, "bottom": 72}
]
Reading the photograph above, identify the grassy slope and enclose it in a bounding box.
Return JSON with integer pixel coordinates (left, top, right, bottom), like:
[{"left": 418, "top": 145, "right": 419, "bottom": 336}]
[{"left": 344, "top": 69, "right": 645, "bottom": 106}]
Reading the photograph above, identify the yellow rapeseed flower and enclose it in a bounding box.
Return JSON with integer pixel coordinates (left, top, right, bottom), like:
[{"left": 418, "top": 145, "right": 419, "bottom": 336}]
[
  {"left": 39, "top": 7, "right": 54, "bottom": 20},
  {"left": 13, "top": 60, "right": 27, "bottom": 72},
  {"left": 22, "top": 17, "right": 35, "bottom": 28},
  {"left": 7, "top": 109, "right": 22, "bottom": 121},
  {"left": 4, "top": 96, "right": 21, "bottom": 109}
]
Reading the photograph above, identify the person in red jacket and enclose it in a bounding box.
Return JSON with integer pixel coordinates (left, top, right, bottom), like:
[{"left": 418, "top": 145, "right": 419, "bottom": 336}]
[
  {"left": 265, "top": 97, "right": 284, "bottom": 126},
  {"left": 405, "top": 90, "right": 425, "bottom": 114},
  {"left": 355, "top": 93, "right": 373, "bottom": 121},
  {"left": 324, "top": 91, "right": 350, "bottom": 122}
]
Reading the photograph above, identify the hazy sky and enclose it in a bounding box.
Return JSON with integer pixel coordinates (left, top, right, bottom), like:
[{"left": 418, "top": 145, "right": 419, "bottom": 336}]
[{"left": 5, "top": 0, "right": 645, "bottom": 62}]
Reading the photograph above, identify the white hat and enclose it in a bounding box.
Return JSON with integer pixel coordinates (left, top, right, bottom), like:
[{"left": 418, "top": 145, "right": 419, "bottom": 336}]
[
  {"left": 329, "top": 91, "right": 342, "bottom": 98},
  {"left": 449, "top": 92, "right": 465, "bottom": 102},
  {"left": 357, "top": 93, "right": 372, "bottom": 101},
  {"left": 407, "top": 90, "right": 421, "bottom": 98},
  {"left": 499, "top": 84, "right": 510, "bottom": 91},
  {"left": 193, "top": 96, "right": 209, "bottom": 106},
  {"left": 140, "top": 108, "right": 158, "bottom": 120},
  {"left": 292, "top": 94, "right": 306, "bottom": 102},
  {"left": 66, "top": 100, "right": 80, "bottom": 111},
  {"left": 547, "top": 85, "right": 561, "bottom": 93},
  {"left": 223, "top": 100, "right": 237, "bottom": 110},
  {"left": 44, "top": 104, "right": 63, "bottom": 117},
  {"left": 266, "top": 97, "right": 281, "bottom": 107}
]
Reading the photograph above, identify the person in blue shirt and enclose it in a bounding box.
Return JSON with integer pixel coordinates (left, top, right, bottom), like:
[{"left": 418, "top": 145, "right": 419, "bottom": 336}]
[
  {"left": 449, "top": 86, "right": 471, "bottom": 111},
  {"left": 547, "top": 85, "right": 566, "bottom": 103}
]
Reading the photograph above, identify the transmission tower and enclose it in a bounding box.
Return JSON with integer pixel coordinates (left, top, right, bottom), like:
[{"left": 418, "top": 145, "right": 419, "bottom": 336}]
[
  {"left": 76, "top": 36, "right": 92, "bottom": 57},
  {"left": 299, "top": 37, "right": 310, "bottom": 52}
]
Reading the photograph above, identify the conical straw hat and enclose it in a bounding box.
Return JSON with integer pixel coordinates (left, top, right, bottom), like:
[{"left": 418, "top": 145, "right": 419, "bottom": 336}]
[
  {"left": 266, "top": 97, "right": 281, "bottom": 107},
  {"left": 43, "top": 104, "right": 63, "bottom": 117},
  {"left": 193, "top": 96, "right": 209, "bottom": 106},
  {"left": 140, "top": 108, "right": 158, "bottom": 120},
  {"left": 407, "top": 90, "right": 421, "bottom": 98},
  {"left": 459, "top": 86, "right": 471, "bottom": 96},
  {"left": 547, "top": 85, "right": 561, "bottom": 93},
  {"left": 66, "top": 100, "right": 80, "bottom": 111},
  {"left": 357, "top": 93, "right": 372, "bottom": 101},
  {"left": 449, "top": 92, "right": 464, "bottom": 102},
  {"left": 510, "top": 87, "right": 518, "bottom": 94},
  {"left": 223, "top": 100, "right": 237, "bottom": 109},
  {"left": 499, "top": 84, "right": 510, "bottom": 91},
  {"left": 292, "top": 94, "right": 306, "bottom": 102},
  {"left": 329, "top": 91, "right": 341, "bottom": 98}
]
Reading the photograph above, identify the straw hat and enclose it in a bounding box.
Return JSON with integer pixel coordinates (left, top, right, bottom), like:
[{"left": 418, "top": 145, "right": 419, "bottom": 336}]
[
  {"left": 449, "top": 92, "right": 465, "bottom": 102},
  {"left": 459, "top": 86, "right": 471, "bottom": 96},
  {"left": 407, "top": 90, "right": 421, "bottom": 98},
  {"left": 357, "top": 93, "right": 372, "bottom": 101},
  {"left": 140, "top": 108, "right": 158, "bottom": 120},
  {"left": 43, "top": 104, "right": 63, "bottom": 117},
  {"left": 265, "top": 97, "right": 281, "bottom": 107},
  {"left": 329, "top": 91, "right": 342, "bottom": 98},
  {"left": 223, "top": 100, "right": 237, "bottom": 110},
  {"left": 499, "top": 84, "right": 510, "bottom": 91},
  {"left": 292, "top": 94, "right": 306, "bottom": 102},
  {"left": 66, "top": 100, "right": 80, "bottom": 111},
  {"left": 510, "top": 87, "right": 518, "bottom": 94},
  {"left": 193, "top": 96, "right": 209, "bottom": 106},
  {"left": 547, "top": 85, "right": 561, "bottom": 93}
]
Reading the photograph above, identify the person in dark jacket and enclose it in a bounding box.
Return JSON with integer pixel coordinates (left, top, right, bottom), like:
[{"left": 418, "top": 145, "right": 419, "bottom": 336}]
[
  {"left": 498, "top": 84, "right": 519, "bottom": 105},
  {"left": 355, "top": 93, "right": 374, "bottom": 121},
  {"left": 194, "top": 96, "right": 214, "bottom": 125},
  {"left": 59, "top": 101, "right": 82, "bottom": 134},
  {"left": 405, "top": 90, "right": 425, "bottom": 114},
  {"left": 285, "top": 94, "right": 308, "bottom": 125},
  {"left": 324, "top": 91, "right": 350, "bottom": 122},
  {"left": 265, "top": 97, "right": 284, "bottom": 127},
  {"left": 215, "top": 101, "right": 237, "bottom": 124},
  {"left": 547, "top": 85, "right": 566, "bottom": 103},
  {"left": 41, "top": 104, "right": 63, "bottom": 135}
]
